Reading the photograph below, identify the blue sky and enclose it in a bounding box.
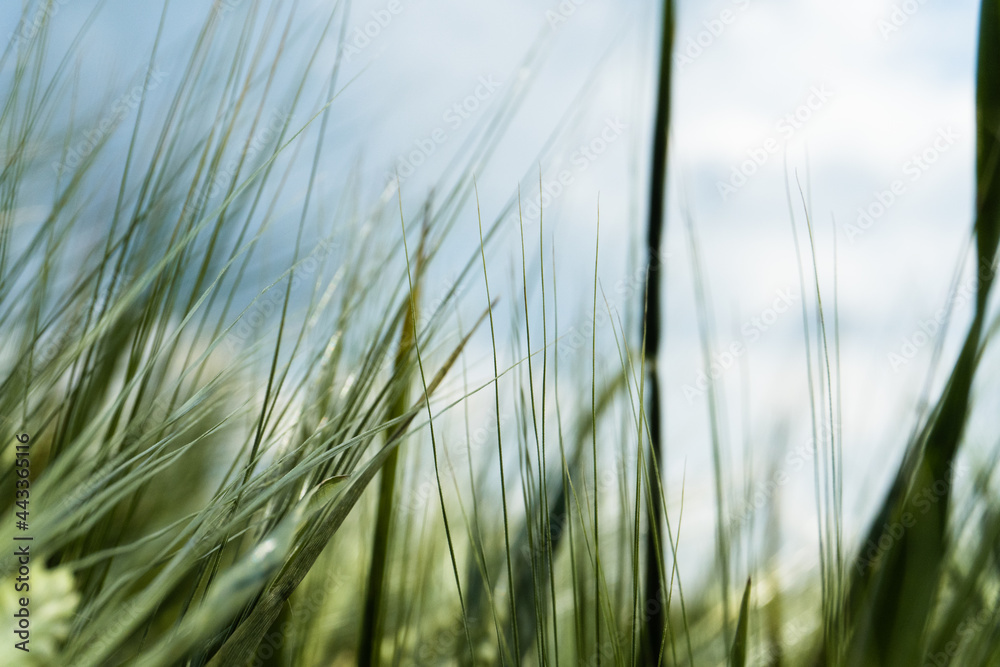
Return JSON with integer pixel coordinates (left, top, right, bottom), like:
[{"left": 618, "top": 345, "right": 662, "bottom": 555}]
[
  {"left": 4, "top": 0, "right": 991, "bottom": 576},
  {"left": 316, "top": 0, "right": 988, "bottom": 563}
]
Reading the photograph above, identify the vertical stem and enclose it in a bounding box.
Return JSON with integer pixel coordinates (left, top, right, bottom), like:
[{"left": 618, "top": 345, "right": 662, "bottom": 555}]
[
  {"left": 359, "top": 200, "right": 430, "bottom": 667},
  {"left": 642, "top": 0, "right": 674, "bottom": 663}
]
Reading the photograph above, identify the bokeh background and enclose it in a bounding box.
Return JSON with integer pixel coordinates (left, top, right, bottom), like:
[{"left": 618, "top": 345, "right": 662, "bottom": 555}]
[{"left": 4, "top": 0, "right": 991, "bottom": 583}]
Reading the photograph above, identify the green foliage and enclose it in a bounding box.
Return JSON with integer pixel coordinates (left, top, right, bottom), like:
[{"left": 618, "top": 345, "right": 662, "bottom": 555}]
[
  {"left": 729, "top": 578, "right": 750, "bottom": 667},
  {"left": 1, "top": 1, "right": 1000, "bottom": 666}
]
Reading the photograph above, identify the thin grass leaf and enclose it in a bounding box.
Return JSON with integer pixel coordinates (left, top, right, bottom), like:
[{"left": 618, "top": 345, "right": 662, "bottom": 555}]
[{"left": 729, "top": 577, "right": 751, "bottom": 667}]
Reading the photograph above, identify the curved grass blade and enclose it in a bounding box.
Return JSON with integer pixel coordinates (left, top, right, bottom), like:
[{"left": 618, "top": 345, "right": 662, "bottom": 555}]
[{"left": 730, "top": 577, "right": 751, "bottom": 667}]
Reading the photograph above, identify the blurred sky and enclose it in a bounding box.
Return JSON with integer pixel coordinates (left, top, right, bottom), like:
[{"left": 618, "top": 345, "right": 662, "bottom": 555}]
[{"left": 4, "top": 0, "right": 994, "bottom": 575}]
